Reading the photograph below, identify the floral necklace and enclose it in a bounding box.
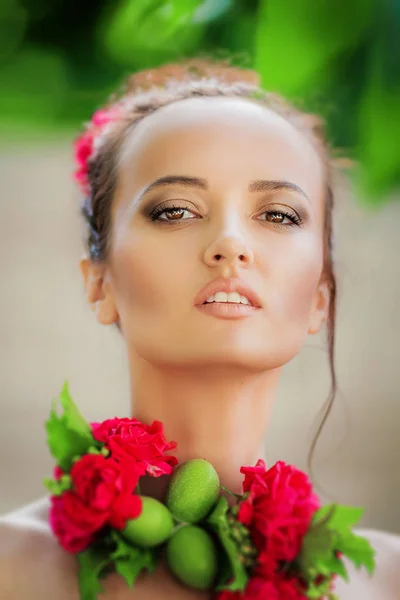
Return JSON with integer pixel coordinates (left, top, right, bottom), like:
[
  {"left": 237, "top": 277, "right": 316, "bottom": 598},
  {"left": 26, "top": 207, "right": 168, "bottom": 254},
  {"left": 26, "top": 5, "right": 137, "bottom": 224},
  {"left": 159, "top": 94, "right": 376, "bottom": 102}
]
[{"left": 45, "top": 383, "right": 375, "bottom": 600}]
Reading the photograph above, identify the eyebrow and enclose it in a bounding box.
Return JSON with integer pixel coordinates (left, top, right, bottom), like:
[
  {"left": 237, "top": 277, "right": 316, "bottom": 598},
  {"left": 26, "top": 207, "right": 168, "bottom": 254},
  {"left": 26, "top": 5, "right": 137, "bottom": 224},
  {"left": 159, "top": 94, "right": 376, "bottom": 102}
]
[
  {"left": 140, "top": 175, "right": 309, "bottom": 201},
  {"left": 142, "top": 175, "right": 208, "bottom": 195},
  {"left": 248, "top": 179, "right": 309, "bottom": 201}
]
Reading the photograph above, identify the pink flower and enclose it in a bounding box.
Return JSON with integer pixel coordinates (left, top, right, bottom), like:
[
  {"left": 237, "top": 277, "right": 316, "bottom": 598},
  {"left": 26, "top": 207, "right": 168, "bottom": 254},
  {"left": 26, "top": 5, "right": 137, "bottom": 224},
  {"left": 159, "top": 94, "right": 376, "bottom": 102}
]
[
  {"left": 73, "top": 131, "right": 94, "bottom": 194},
  {"left": 91, "top": 107, "right": 120, "bottom": 126},
  {"left": 238, "top": 460, "right": 320, "bottom": 567},
  {"left": 49, "top": 453, "right": 142, "bottom": 553},
  {"left": 73, "top": 104, "right": 121, "bottom": 195},
  {"left": 91, "top": 417, "right": 178, "bottom": 477}
]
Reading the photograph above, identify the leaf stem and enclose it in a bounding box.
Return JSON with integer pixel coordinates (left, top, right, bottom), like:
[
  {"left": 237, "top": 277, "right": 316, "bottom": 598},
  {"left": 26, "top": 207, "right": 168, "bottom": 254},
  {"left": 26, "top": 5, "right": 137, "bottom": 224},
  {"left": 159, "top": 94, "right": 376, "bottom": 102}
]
[{"left": 220, "top": 485, "right": 243, "bottom": 500}]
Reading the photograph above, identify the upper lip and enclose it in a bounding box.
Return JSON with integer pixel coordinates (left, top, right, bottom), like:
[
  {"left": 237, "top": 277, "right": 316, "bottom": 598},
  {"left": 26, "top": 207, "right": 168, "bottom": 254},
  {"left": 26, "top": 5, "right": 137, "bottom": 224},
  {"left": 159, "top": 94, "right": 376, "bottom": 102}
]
[{"left": 194, "top": 277, "right": 262, "bottom": 308}]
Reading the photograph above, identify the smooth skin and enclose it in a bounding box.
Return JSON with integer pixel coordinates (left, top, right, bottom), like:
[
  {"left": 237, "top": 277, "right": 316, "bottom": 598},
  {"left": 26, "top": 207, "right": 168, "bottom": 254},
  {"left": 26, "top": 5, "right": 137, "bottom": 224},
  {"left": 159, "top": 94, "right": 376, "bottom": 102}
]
[
  {"left": 81, "top": 97, "right": 329, "bottom": 492},
  {"left": 1, "top": 97, "right": 331, "bottom": 599}
]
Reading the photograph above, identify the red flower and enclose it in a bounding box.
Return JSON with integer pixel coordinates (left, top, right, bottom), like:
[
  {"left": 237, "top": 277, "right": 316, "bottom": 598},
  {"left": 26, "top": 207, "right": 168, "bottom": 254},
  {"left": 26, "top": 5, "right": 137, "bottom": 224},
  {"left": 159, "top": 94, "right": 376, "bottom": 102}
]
[
  {"left": 238, "top": 460, "right": 320, "bottom": 567},
  {"left": 49, "top": 494, "right": 96, "bottom": 553},
  {"left": 215, "top": 578, "right": 279, "bottom": 600},
  {"left": 49, "top": 453, "right": 142, "bottom": 553},
  {"left": 91, "top": 417, "right": 178, "bottom": 477},
  {"left": 215, "top": 574, "right": 307, "bottom": 600},
  {"left": 53, "top": 465, "right": 64, "bottom": 480},
  {"left": 273, "top": 576, "right": 308, "bottom": 599}
]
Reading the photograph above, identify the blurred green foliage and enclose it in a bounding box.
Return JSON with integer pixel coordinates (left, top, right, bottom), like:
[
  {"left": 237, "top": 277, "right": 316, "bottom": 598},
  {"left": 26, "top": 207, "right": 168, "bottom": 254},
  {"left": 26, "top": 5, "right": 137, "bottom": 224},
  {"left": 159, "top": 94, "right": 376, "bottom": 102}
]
[{"left": 0, "top": 0, "right": 399, "bottom": 201}]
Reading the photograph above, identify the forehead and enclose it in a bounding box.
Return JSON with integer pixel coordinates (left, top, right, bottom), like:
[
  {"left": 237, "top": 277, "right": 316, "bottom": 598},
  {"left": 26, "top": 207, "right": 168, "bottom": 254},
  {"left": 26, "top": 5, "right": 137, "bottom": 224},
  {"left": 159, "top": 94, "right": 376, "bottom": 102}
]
[{"left": 116, "top": 96, "right": 324, "bottom": 212}]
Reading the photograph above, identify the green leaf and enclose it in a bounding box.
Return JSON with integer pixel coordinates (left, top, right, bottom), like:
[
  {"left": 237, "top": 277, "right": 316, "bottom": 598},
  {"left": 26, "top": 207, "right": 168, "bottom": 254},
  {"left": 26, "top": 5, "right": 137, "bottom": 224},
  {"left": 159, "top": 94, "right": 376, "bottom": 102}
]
[
  {"left": 302, "top": 551, "right": 348, "bottom": 599},
  {"left": 110, "top": 531, "right": 159, "bottom": 588},
  {"left": 220, "top": 485, "right": 244, "bottom": 501},
  {"left": 336, "top": 531, "right": 376, "bottom": 575},
  {"left": 254, "top": 0, "right": 375, "bottom": 96},
  {"left": 101, "top": 0, "right": 204, "bottom": 67},
  {"left": 356, "top": 14, "right": 400, "bottom": 199},
  {"left": 77, "top": 531, "right": 160, "bottom": 599},
  {"left": 78, "top": 544, "right": 111, "bottom": 600},
  {"left": 298, "top": 511, "right": 337, "bottom": 576},
  {"left": 305, "top": 575, "right": 335, "bottom": 600},
  {"left": 206, "top": 496, "right": 248, "bottom": 592},
  {"left": 323, "top": 554, "right": 348, "bottom": 581},
  {"left": 45, "top": 382, "right": 100, "bottom": 472},
  {"left": 43, "top": 474, "right": 72, "bottom": 496},
  {"left": 59, "top": 381, "right": 94, "bottom": 437},
  {"left": 298, "top": 503, "right": 376, "bottom": 597},
  {"left": 312, "top": 504, "right": 364, "bottom": 531}
]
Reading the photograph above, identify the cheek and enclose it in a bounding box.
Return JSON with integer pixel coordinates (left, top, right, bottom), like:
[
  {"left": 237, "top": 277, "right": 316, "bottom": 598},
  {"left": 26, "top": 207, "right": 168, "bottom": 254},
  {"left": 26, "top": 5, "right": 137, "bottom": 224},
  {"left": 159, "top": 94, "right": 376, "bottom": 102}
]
[
  {"left": 110, "top": 237, "right": 163, "bottom": 312},
  {"left": 109, "top": 226, "right": 196, "bottom": 316},
  {"left": 262, "top": 232, "right": 323, "bottom": 322}
]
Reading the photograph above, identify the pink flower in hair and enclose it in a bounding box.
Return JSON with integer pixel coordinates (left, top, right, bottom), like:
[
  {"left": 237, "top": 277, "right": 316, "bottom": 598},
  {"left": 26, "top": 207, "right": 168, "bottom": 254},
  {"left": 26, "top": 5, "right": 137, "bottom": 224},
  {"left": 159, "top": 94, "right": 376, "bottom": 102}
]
[
  {"left": 74, "top": 132, "right": 94, "bottom": 194},
  {"left": 73, "top": 105, "right": 122, "bottom": 196},
  {"left": 91, "top": 108, "right": 120, "bottom": 127}
]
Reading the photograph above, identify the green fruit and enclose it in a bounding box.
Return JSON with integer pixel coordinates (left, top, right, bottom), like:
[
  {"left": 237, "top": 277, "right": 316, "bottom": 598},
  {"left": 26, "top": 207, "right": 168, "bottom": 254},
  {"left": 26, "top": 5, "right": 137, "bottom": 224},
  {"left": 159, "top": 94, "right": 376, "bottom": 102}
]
[
  {"left": 166, "top": 459, "right": 220, "bottom": 523},
  {"left": 166, "top": 525, "right": 218, "bottom": 590},
  {"left": 122, "top": 496, "right": 173, "bottom": 548}
]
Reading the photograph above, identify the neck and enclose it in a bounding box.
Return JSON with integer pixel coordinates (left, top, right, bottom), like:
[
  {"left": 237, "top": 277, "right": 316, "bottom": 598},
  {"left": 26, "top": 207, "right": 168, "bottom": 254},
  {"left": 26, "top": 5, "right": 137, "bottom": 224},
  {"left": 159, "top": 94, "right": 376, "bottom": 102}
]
[{"left": 129, "top": 360, "right": 281, "bottom": 495}]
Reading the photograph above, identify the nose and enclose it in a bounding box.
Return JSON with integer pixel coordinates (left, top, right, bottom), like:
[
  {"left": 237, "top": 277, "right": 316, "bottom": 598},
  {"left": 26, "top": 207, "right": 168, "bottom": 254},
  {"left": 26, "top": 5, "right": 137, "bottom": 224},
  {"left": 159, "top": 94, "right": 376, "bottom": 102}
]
[{"left": 203, "top": 234, "right": 254, "bottom": 272}]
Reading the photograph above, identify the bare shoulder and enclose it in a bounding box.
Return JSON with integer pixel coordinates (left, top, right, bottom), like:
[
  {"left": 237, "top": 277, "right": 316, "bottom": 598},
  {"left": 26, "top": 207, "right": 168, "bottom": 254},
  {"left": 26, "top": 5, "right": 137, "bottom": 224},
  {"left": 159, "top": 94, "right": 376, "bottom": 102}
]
[
  {"left": 0, "top": 497, "right": 79, "bottom": 600},
  {"left": 0, "top": 498, "right": 209, "bottom": 600}
]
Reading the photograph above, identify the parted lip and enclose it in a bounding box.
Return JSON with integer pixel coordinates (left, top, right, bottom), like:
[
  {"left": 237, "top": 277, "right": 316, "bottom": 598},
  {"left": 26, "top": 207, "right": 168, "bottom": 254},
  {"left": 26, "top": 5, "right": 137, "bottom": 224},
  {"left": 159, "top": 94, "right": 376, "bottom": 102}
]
[{"left": 193, "top": 277, "right": 262, "bottom": 308}]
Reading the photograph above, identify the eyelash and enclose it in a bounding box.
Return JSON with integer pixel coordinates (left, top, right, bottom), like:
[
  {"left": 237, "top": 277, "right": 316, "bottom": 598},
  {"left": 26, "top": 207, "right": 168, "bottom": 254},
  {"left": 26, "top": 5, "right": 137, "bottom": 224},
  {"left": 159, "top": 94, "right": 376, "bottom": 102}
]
[
  {"left": 149, "top": 204, "right": 302, "bottom": 227},
  {"left": 257, "top": 209, "right": 302, "bottom": 227},
  {"left": 149, "top": 204, "right": 196, "bottom": 222}
]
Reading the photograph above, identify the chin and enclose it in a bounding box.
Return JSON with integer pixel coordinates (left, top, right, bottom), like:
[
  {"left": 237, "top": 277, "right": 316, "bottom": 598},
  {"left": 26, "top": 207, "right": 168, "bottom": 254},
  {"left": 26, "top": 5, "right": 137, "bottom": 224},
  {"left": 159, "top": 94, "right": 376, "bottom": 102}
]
[
  {"left": 189, "top": 324, "right": 304, "bottom": 370},
  {"left": 145, "top": 341, "right": 299, "bottom": 372},
  {"left": 198, "top": 345, "right": 298, "bottom": 371},
  {"left": 131, "top": 322, "right": 306, "bottom": 371}
]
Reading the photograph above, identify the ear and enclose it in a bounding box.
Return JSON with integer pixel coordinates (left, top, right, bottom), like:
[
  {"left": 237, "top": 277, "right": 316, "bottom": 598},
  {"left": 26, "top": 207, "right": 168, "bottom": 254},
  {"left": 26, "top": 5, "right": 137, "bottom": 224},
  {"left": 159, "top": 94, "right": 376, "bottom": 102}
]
[
  {"left": 308, "top": 280, "right": 330, "bottom": 335},
  {"left": 80, "top": 256, "right": 119, "bottom": 326}
]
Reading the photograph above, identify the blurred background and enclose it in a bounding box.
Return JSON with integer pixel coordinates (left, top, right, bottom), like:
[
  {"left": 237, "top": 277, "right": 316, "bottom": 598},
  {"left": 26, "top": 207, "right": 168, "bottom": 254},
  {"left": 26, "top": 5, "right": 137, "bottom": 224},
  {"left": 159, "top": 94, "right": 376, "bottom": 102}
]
[{"left": 0, "top": 0, "right": 399, "bottom": 532}]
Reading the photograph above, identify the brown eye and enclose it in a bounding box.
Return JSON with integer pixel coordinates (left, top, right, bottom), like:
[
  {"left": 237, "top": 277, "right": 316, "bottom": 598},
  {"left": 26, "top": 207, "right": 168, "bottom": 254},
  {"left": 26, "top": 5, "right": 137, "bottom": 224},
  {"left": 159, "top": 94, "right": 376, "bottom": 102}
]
[
  {"left": 149, "top": 204, "right": 198, "bottom": 223},
  {"left": 164, "top": 208, "right": 185, "bottom": 220},
  {"left": 266, "top": 212, "right": 285, "bottom": 224},
  {"left": 256, "top": 209, "right": 302, "bottom": 227}
]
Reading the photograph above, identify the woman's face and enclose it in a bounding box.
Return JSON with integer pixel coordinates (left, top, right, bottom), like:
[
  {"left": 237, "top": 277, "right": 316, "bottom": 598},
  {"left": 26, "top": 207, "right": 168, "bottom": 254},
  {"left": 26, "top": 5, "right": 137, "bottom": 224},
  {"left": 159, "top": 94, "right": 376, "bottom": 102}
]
[{"left": 93, "top": 97, "right": 328, "bottom": 370}]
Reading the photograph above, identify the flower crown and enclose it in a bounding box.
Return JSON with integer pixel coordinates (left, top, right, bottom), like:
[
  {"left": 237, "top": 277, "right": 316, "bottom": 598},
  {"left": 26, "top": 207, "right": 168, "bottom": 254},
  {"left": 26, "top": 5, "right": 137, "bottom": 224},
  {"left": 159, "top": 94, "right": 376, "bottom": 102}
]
[
  {"left": 45, "top": 383, "right": 375, "bottom": 600},
  {"left": 74, "top": 104, "right": 122, "bottom": 197},
  {"left": 72, "top": 60, "right": 262, "bottom": 198}
]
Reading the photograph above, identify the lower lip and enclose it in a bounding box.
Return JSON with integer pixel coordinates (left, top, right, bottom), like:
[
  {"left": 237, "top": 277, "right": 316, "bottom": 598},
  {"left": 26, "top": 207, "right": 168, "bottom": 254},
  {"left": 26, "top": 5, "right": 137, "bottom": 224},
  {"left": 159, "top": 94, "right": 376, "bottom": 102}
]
[{"left": 195, "top": 302, "right": 259, "bottom": 319}]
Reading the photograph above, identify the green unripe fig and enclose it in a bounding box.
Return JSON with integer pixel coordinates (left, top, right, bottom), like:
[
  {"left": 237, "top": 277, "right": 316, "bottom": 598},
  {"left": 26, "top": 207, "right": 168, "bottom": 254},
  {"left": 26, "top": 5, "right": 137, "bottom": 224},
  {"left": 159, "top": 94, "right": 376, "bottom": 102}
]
[
  {"left": 166, "top": 459, "right": 220, "bottom": 523},
  {"left": 166, "top": 525, "right": 218, "bottom": 590},
  {"left": 122, "top": 496, "right": 173, "bottom": 548}
]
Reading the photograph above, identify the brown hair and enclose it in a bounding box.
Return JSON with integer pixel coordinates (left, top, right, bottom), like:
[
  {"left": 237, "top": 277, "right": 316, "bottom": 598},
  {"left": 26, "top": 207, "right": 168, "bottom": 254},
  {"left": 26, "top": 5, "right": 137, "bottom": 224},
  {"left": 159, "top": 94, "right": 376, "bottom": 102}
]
[{"left": 80, "top": 59, "right": 337, "bottom": 476}]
